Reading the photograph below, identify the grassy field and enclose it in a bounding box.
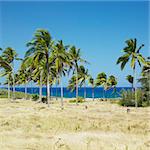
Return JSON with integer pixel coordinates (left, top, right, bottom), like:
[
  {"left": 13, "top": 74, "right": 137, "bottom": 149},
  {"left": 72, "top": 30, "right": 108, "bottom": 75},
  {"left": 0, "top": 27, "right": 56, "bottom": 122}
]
[{"left": 0, "top": 98, "right": 150, "bottom": 150}]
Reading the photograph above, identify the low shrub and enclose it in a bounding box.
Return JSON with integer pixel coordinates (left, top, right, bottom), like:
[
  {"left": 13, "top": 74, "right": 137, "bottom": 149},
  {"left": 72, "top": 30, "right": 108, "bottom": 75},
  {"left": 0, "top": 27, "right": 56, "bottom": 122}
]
[
  {"left": 118, "top": 89, "right": 150, "bottom": 107},
  {"left": 69, "top": 97, "right": 85, "bottom": 103},
  {"left": 0, "top": 89, "right": 8, "bottom": 98},
  {"left": 32, "top": 94, "right": 39, "bottom": 101},
  {"left": 0, "top": 89, "right": 31, "bottom": 99}
]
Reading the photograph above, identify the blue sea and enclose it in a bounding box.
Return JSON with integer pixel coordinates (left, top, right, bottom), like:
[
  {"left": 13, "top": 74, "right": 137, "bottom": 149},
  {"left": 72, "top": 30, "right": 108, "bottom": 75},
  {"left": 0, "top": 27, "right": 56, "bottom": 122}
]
[{"left": 4, "top": 87, "right": 132, "bottom": 98}]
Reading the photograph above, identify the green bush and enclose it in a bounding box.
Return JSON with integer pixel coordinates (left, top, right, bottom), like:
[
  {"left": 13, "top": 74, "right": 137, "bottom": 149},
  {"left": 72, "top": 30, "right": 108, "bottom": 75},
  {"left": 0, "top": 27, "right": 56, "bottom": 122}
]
[
  {"left": 32, "top": 94, "right": 39, "bottom": 101},
  {"left": 69, "top": 97, "right": 85, "bottom": 103},
  {"left": 0, "top": 89, "right": 31, "bottom": 99},
  {"left": 0, "top": 89, "right": 8, "bottom": 98},
  {"left": 118, "top": 89, "right": 150, "bottom": 107}
]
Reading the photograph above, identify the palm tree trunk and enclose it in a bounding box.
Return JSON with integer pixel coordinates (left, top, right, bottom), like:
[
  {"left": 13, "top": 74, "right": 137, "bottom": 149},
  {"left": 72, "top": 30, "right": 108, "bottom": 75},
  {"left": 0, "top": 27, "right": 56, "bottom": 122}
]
[
  {"left": 46, "top": 55, "right": 50, "bottom": 107},
  {"left": 8, "top": 80, "right": 10, "bottom": 101},
  {"left": 31, "top": 81, "right": 33, "bottom": 94},
  {"left": 50, "top": 85, "right": 51, "bottom": 101},
  {"left": 25, "top": 83, "right": 27, "bottom": 100},
  {"left": 56, "top": 77, "right": 58, "bottom": 100},
  {"left": 60, "top": 76, "right": 64, "bottom": 110},
  {"left": 39, "top": 71, "right": 43, "bottom": 102},
  {"left": 133, "top": 67, "right": 137, "bottom": 108},
  {"left": 132, "top": 83, "right": 134, "bottom": 92},
  {"left": 47, "top": 74, "right": 50, "bottom": 107},
  {"left": 12, "top": 61, "right": 15, "bottom": 100},
  {"left": 84, "top": 82, "right": 86, "bottom": 99},
  {"left": 76, "top": 68, "right": 78, "bottom": 105},
  {"left": 92, "top": 85, "right": 94, "bottom": 101}
]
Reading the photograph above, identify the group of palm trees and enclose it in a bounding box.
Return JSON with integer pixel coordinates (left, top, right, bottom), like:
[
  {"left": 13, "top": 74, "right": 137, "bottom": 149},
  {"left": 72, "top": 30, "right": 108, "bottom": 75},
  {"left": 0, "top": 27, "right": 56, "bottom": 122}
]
[{"left": 0, "top": 29, "right": 148, "bottom": 108}]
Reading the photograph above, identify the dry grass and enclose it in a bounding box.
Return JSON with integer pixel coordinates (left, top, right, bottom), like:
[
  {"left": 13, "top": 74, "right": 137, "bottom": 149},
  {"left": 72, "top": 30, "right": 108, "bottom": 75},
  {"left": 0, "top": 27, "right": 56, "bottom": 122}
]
[{"left": 0, "top": 98, "right": 150, "bottom": 150}]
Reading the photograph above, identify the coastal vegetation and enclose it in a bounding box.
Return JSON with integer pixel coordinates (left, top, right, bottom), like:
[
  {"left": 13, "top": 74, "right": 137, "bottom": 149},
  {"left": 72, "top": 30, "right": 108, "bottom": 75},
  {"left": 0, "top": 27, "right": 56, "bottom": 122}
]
[{"left": 0, "top": 30, "right": 149, "bottom": 108}]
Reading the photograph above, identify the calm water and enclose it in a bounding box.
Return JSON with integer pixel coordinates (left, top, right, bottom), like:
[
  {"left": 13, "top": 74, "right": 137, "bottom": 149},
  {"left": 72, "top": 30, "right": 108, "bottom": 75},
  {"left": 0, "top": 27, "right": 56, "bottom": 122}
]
[{"left": 5, "top": 87, "right": 132, "bottom": 98}]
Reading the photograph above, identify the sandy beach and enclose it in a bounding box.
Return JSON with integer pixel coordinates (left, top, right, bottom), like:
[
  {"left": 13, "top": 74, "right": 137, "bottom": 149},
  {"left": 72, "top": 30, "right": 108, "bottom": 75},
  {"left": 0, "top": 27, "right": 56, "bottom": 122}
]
[{"left": 0, "top": 98, "right": 149, "bottom": 150}]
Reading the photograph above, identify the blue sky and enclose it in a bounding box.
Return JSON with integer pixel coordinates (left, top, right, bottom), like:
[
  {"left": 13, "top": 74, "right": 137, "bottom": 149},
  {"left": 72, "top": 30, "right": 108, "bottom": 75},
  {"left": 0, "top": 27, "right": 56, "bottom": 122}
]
[{"left": 0, "top": 1, "right": 149, "bottom": 87}]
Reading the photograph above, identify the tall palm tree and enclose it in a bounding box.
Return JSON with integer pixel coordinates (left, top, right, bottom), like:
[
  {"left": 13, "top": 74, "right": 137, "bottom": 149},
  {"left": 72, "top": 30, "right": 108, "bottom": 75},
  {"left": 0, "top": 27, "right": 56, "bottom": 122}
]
[
  {"left": 26, "top": 29, "right": 54, "bottom": 106},
  {"left": 117, "top": 38, "right": 145, "bottom": 107},
  {"left": 96, "top": 72, "right": 107, "bottom": 98},
  {"left": 126, "top": 75, "right": 134, "bottom": 90},
  {"left": 78, "top": 65, "right": 89, "bottom": 99},
  {"left": 1, "top": 47, "right": 20, "bottom": 100},
  {"left": 24, "top": 51, "right": 44, "bottom": 102},
  {"left": 88, "top": 76, "right": 95, "bottom": 101},
  {"left": 51, "top": 40, "right": 70, "bottom": 109},
  {"left": 69, "top": 46, "right": 87, "bottom": 104}
]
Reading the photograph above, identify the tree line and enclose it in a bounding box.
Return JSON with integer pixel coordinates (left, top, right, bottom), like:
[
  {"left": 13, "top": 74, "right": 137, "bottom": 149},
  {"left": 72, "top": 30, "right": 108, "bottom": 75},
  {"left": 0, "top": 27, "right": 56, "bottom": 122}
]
[{"left": 0, "top": 29, "right": 149, "bottom": 108}]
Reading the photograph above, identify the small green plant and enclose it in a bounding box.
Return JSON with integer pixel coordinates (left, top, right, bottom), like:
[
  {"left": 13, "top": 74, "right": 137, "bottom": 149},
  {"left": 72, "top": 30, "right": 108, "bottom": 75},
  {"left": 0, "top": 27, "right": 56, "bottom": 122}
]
[
  {"left": 32, "top": 94, "right": 39, "bottom": 101},
  {"left": 69, "top": 97, "right": 85, "bottom": 103}
]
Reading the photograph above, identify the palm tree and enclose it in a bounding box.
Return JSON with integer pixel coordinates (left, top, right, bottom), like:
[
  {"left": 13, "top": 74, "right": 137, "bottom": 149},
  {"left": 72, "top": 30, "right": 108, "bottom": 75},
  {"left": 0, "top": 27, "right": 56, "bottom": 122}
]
[
  {"left": 107, "top": 75, "right": 118, "bottom": 97},
  {"left": 26, "top": 29, "right": 54, "bottom": 106},
  {"left": 69, "top": 46, "right": 87, "bottom": 104},
  {"left": 88, "top": 76, "right": 95, "bottom": 101},
  {"left": 117, "top": 38, "right": 145, "bottom": 107},
  {"left": 96, "top": 72, "right": 107, "bottom": 98},
  {"left": 24, "top": 52, "right": 44, "bottom": 102},
  {"left": 126, "top": 75, "right": 134, "bottom": 90},
  {"left": 0, "top": 66, "right": 12, "bottom": 101},
  {"left": 78, "top": 65, "right": 89, "bottom": 99},
  {"left": 51, "top": 40, "right": 70, "bottom": 109},
  {"left": 0, "top": 48, "right": 13, "bottom": 101},
  {"left": 1, "top": 47, "right": 20, "bottom": 100},
  {"left": 16, "top": 66, "right": 31, "bottom": 100}
]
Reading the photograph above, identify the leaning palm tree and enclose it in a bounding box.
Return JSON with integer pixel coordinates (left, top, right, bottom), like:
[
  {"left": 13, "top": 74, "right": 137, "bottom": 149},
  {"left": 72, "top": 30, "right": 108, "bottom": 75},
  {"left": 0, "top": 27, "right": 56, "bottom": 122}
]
[
  {"left": 126, "top": 75, "right": 134, "bottom": 91},
  {"left": 88, "top": 76, "right": 95, "bottom": 101},
  {"left": 26, "top": 29, "right": 54, "bottom": 106},
  {"left": 78, "top": 65, "right": 89, "bottom": 99},
  {"left": 96, "top": 72, "right": 107, "bottom": 98},
  {"left": 116, "top": 38, "right": 145, "bottom": 107},
  {"left": 69, "top": 46, "right": 87, "bottom": 105}
]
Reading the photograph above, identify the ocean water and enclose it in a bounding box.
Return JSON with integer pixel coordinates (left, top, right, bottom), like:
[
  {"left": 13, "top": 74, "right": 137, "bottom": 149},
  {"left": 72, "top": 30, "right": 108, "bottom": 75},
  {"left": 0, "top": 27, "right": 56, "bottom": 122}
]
[{"left": 7, "top": 87, "right": 132, "bottom": 98}]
